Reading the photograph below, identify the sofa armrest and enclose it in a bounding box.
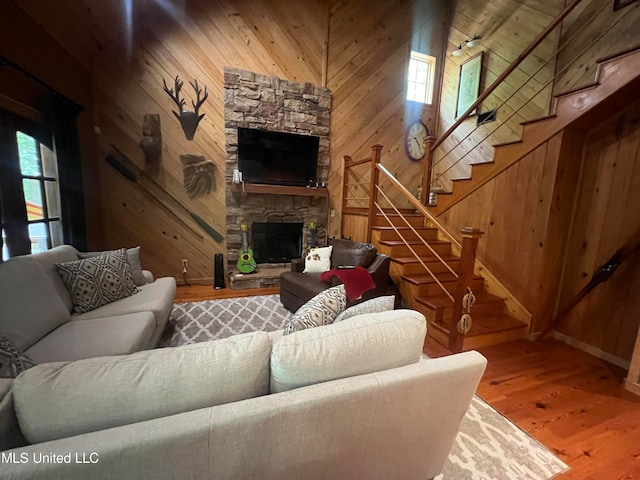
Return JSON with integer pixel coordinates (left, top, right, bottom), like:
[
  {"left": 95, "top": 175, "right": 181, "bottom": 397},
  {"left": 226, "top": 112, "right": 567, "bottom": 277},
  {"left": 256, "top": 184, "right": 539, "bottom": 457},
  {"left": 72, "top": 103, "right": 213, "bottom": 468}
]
[
  {"left": 290, "top": 258, "right": 305, "bottom": 273},
  {"left": 142, "top": 270, "right": 154, "bottom": 284},
  {"left": 366, "top": 254, "right": 391, "bottom": 294}
]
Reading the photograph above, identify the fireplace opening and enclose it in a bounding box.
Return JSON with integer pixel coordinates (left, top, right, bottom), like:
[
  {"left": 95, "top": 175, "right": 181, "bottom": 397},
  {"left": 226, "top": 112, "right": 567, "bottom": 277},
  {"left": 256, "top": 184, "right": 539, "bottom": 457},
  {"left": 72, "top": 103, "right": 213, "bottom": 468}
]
[
  {"left": 252, "top": 222, "right": 303, "bottom": 263},
  {"left": 237, "top": 127, "right": 319, "bottom": 187}
]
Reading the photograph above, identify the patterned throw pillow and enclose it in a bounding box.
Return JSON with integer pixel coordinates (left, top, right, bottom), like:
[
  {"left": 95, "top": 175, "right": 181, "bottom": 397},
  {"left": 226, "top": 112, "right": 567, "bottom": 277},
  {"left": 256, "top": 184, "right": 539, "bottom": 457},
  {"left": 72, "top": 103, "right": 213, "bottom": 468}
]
[
  {"left": 79, "top": 246, "right": 146, "bottom": 286},
  {"left": 0, "top": 335, "right": 36, "bottom": 378},
  {"left": 55, "top": 249, "right": 139, "bottom": 314},
  {"left": 283, "top": 284, "right": 347, "bottom": 335},
  {"left": 333, "top": 295, "right": 396, "bottom": 323},
  {"left": 303, "top": 245, "right": 333, "bottom": 273}
]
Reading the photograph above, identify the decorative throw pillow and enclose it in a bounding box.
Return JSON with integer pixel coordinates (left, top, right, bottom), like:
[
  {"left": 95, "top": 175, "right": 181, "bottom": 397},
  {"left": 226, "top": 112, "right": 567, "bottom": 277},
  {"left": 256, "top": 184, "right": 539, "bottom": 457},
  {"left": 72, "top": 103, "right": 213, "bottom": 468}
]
[
  {"left": 283, "top": 284, "right": 346, "bottom": 335},
  {"left": 303, "top": 245, "right": 333, "bottom": 273},
  {"left": 55, "top": 249, "right": 139, "bottom": 314},
  {"left": 0, "top": 335, "right": 36, "bottom": 379},
  {"left": 333, "top": 295, "right": 396, "bottom": 323},
  {"left": 79, "top": 246, "right": 146, "bottom": 286}
]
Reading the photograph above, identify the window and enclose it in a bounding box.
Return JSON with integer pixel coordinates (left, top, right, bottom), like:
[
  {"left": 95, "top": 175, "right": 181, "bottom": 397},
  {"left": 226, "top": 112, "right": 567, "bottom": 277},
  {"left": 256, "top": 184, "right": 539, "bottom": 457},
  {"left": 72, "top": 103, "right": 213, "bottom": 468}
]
[
  {"left": 17, "top": 132, "right": 63, "bottom": 255},
  {"left": 0, "top": 126, "right": 64, "bottom": 261},
  {"left": 406, "top": 51, "right": 436, "bottom": 105}
]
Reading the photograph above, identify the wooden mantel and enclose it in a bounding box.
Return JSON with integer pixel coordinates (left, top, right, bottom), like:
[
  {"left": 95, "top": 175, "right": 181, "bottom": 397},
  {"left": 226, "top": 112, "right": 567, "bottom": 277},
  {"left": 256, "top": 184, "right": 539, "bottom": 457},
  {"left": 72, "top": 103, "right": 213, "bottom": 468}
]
[{"left": 229, "top": 183, "right": 328, "bottom": 197}]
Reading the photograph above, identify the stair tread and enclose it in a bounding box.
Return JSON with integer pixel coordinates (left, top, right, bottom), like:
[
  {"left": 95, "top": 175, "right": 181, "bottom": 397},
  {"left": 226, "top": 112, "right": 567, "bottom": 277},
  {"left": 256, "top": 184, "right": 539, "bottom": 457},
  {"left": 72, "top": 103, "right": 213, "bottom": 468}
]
[
  {"left": 391, "top": 254, "right": 459, "bottom": 264},
  {"left": 492, "top": 139, "right": 523, "bottom": 148},
  {"left": 416, "top": 291, "right": 504, "bottom": 309},
  {"left": 371, "top": 226, "right": 437, "bottom": 231},
  {"left": 519, "top": 114, "right": 557, "bottom": 126},
  {"left": 379, "top": 239, "right": 449, "bottom": 246},
  {"left": 402, "top": 272, "right": 482, "bottom": 285},
  {"left": 430, "top": 313, "right": 527, "bottom": 338}
]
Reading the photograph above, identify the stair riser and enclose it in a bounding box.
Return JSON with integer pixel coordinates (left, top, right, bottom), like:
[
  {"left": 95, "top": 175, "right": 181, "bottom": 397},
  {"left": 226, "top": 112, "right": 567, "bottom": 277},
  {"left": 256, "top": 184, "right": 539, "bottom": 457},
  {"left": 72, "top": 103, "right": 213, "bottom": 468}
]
[
  {"left": 426, "top": 323, "right": 528, "bottom": 351},
  {"left": 383, "top": 243, "right": 451, "bottom": 257},
  {"left": 419, "top": 299, "right": 505, "bottom": 323},
  {"left": 440, "top": 300, "right": 505, "bottom": 319},
  {"left": 407, "top": 276, "right": 484, "bottom": 297},
  {"left": 402, "top": 260, "right": 460, "bottom": 276},
  {"left": 377, "top": 228, "right": 438, "bottom": 242},
  {"left": 374, "top": 215, "right": 425, "bottom": 227}
]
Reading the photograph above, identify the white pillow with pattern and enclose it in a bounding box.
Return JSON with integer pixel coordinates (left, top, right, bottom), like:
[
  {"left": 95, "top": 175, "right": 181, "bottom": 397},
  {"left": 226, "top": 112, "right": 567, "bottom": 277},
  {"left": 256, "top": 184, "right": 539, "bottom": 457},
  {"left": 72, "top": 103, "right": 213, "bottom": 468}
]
[
  {"left": 303, "top": 245, "right": 332, "bottom": 273},
  {"left": 283, "top": 284, "right": 346, "bottom": 335}
]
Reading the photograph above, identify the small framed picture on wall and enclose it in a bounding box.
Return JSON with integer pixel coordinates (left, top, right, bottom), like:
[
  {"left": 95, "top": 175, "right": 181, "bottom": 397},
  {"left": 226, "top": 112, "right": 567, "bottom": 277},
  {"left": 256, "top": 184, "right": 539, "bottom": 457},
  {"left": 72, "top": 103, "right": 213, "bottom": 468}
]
[{"left": 455, "top": 52, "right": 484, "bottom": 119}]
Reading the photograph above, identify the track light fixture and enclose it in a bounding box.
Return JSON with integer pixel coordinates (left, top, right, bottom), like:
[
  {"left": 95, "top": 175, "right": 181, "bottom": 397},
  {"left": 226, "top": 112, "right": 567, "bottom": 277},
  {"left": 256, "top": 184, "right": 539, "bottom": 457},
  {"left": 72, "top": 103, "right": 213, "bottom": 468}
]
[{"left": 451, "top": 34, "right": 482, "bottom": 57}]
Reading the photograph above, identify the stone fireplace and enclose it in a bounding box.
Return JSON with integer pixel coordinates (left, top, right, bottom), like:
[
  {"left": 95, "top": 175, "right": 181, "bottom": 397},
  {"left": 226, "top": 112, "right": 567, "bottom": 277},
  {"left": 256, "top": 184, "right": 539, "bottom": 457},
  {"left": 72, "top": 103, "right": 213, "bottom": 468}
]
[{"left": 224, "top": 67, "right": 331, "bottom": 286}]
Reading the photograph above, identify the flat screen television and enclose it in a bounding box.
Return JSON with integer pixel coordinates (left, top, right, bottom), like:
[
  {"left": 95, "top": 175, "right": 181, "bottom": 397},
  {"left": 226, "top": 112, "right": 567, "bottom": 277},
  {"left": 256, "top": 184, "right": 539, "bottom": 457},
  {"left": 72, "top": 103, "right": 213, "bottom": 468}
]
[{"left": 237, "top": 127, "right": 319, "bottom": 187}]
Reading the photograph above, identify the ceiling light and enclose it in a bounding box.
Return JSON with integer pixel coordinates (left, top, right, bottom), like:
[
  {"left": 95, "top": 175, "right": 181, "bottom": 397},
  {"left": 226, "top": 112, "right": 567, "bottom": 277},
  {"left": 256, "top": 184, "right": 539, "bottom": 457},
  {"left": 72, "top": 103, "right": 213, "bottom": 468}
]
[{"left": 451, "top": 35, "right": 482, "bottom": 56}]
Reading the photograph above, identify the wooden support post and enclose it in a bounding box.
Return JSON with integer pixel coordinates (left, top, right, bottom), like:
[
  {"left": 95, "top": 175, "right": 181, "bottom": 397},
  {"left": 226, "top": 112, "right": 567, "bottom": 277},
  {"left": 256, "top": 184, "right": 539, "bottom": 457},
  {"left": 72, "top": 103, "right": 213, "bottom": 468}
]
[
  {"left": 421, "top": 136, "right": 435, "bottom": 206},
  {"left": 341, "top": 154, "right": 352, "bottom": 236},
  {"left": 366, "top": 144, "right": 383, "bottom": 243},
  {"left": 449, "top": 227, "right": 484, "bottom": 353}
]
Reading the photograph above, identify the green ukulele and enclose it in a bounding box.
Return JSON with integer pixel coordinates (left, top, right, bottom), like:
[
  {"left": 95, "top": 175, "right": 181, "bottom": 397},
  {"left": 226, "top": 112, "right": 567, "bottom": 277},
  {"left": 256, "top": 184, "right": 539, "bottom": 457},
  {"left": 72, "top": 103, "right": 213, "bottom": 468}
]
[{"left": 237, "top": 224, "right": 257, "bottom": 273}]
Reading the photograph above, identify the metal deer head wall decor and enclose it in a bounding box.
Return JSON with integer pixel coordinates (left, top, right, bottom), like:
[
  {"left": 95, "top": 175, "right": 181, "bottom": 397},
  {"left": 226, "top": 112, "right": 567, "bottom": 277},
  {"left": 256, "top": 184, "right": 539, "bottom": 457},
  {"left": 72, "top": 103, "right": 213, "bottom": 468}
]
[{"left": 162, "top": 75, "right": 209, "bottom": 140}]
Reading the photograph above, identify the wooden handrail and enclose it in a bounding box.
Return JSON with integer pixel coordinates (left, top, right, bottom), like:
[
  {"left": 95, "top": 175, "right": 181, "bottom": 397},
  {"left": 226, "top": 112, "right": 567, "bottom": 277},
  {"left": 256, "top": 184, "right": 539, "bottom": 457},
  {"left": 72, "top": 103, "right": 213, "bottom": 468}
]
[
  {"left": 430, "top": 0, "right": 584, "bottom": 154},
  {"left": 344, "top": 146, "right": 483, "bottom": 352},
  {"left": 376, "top": 163, "right": 462, "bottom": 250}
]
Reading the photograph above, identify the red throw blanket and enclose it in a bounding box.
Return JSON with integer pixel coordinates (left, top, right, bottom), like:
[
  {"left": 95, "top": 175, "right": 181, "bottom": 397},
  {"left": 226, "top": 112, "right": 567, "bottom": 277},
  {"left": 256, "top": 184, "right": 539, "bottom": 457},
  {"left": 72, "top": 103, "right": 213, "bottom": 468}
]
[{"left": 320, "top": 266, "right": 375, "bottom": 301}]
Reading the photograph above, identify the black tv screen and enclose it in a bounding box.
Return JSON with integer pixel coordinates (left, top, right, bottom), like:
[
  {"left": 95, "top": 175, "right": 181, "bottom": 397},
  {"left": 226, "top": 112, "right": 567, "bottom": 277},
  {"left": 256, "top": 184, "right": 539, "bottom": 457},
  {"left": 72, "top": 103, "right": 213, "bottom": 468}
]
[{"left": 237, "top": 127, "right": 319, "bottom": 187}]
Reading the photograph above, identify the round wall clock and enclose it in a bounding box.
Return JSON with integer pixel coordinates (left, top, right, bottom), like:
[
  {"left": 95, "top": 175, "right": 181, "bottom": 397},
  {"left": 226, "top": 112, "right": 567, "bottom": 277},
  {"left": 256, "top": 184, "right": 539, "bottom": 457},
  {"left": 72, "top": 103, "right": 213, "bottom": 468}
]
[{"left": 404, "top": 120, "right": 429, "bottom": 161}]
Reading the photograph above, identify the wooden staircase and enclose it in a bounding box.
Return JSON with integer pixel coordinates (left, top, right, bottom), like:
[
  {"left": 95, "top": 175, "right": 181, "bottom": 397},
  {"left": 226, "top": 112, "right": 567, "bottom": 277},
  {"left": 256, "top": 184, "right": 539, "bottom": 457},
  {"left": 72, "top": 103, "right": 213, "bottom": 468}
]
[
  {"left": 431, "top": 47, "right": 640, "bottom": 215},
  {"left": 370, "top": 212, "right": 529, "bottom": 351}
]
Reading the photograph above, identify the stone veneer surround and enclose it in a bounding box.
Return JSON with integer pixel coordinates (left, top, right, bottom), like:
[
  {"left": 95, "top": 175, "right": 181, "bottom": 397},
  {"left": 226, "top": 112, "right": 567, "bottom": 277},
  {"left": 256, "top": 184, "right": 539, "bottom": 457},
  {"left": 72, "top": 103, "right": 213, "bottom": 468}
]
[{"left": 224, "top": 67, "right": 332, "bottom": 275}]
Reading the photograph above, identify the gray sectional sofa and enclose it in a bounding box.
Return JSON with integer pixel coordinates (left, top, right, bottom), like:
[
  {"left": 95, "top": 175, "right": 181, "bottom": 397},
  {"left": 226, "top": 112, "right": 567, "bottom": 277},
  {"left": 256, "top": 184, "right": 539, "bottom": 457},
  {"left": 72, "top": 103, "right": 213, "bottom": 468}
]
[
  {"left": 0, "top": 306, "right": 487, "bottom": 480},
  {"left": 0, "top": 245, "right": 176, "bottom": 364},
  {"left": 0, "top": 245, "right": 176, "bottom": 451}
]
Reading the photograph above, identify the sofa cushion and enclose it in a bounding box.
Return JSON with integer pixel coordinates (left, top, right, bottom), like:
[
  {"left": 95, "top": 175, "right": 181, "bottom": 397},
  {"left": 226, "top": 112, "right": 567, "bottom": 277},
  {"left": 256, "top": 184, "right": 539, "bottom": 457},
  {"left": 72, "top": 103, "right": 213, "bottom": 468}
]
[
  {"left": 79, "top": 246, "right": 146, "bottom": 286},
  {"left": 24, "top": 312, "right": 156, "bottom": 363},
  {"left": 13, "top": 331, "right": 272, "bottom": 444},
  {"left": 0, "top": 335, "right": 36, "bottom": 378},
  {"left": 27, "top": 245, "right": 79, "bottom": 312},
  {"left": 0, "top": 257, "right": 71, "bottom": 351},
  {"left": 303, "top": 245, "right": 332, "bottom": 273},
  {"left": 330, "top": 238, "right": 377, "bottom": 269},
  {"left": 72, "top": 277, "right": 176, "bottom": 329},
  {"left": 271, "top": 309, "right": 426, "bottom": 393},
  {"left": 55, "top": 249, "right": 139, "bottom": 314},
  {"left": 334, "top": 295, "right": 395, "bottom": 323},
  {"left": 283, "top": 284, "right": 346, "bottom": 335}
]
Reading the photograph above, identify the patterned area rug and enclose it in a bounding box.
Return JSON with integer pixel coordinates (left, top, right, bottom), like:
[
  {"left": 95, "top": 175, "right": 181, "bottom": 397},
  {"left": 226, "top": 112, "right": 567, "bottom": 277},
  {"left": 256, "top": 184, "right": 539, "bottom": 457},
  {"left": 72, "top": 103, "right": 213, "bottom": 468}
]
[
  {"left": 159, "top": 295, "right": 569, "bottom": 480},
  {"left": 158, "top": 294, "right": 291, "bottom": 347}
]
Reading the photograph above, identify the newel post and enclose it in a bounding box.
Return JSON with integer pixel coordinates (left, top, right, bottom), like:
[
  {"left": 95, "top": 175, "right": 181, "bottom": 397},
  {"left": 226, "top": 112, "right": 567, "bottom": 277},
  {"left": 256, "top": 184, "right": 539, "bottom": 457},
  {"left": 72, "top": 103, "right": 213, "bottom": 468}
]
[
  {"left": 367, "top": 144, "right": 383, "bottom": 243},
  {"left": 421, "top": 137, "right": 435, "bottom": 205},
  {"left": 449, "top": 227, "right": 484, "bottom": 353}
]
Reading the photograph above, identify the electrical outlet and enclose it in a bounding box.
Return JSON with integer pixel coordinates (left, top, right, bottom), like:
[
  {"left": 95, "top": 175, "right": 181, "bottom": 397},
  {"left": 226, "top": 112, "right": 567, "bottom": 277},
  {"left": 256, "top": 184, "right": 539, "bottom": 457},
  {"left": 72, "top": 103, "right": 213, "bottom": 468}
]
[{"left": 182, "top": 259, "right": 188, "bottom": 270}]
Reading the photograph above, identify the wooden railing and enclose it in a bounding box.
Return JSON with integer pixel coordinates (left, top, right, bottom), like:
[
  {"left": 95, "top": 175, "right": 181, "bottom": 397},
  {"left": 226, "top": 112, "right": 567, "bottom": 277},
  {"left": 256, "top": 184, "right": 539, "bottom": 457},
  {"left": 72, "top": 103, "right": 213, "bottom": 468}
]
[
  {"left": 342, "top": 144, "right": 482, "bottom": 351},
  {"left": 423, "top": 0, "right": 634, "bottom": 200}
]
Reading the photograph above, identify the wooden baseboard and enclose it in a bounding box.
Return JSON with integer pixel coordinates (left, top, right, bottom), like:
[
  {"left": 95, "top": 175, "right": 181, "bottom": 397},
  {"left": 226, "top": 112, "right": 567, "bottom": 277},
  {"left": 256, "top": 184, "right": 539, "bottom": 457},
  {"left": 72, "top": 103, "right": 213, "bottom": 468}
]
[{"left": 551, "top": 331, "right": 630, "bottom": 370}]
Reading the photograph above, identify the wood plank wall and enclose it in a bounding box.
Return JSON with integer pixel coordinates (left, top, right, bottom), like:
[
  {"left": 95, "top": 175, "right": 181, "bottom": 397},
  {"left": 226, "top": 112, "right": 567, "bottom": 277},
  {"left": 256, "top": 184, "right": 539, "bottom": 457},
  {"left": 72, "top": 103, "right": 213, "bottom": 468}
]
[
  {"left": 327, "top": 0, "right": 450, "bottom": 240},
  {"left": 84, "top": 1, "right": 328, "bottom": 281},
  {"left": 439, "top": 139, "right": 559, "bottom": 312},
  {"left": 555, "top": 0, "right": 640, "bottom": 95},
  {"left": 433, "top": 0, "right": 563, "bottom": 191},
  {"left": 555, "top": 102, "right": 640, "bottom": 360},
  {"left": 436, "top": 0, "right": 640, "bottom": 361}
]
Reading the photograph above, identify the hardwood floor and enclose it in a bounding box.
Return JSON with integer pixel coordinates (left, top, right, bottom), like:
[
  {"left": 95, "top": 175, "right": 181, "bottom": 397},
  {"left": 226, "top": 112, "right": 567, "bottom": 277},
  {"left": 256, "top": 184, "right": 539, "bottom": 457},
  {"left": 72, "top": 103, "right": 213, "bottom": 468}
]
[{"left": 175, "top": 285, "right": 640, "bottom": 479}]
